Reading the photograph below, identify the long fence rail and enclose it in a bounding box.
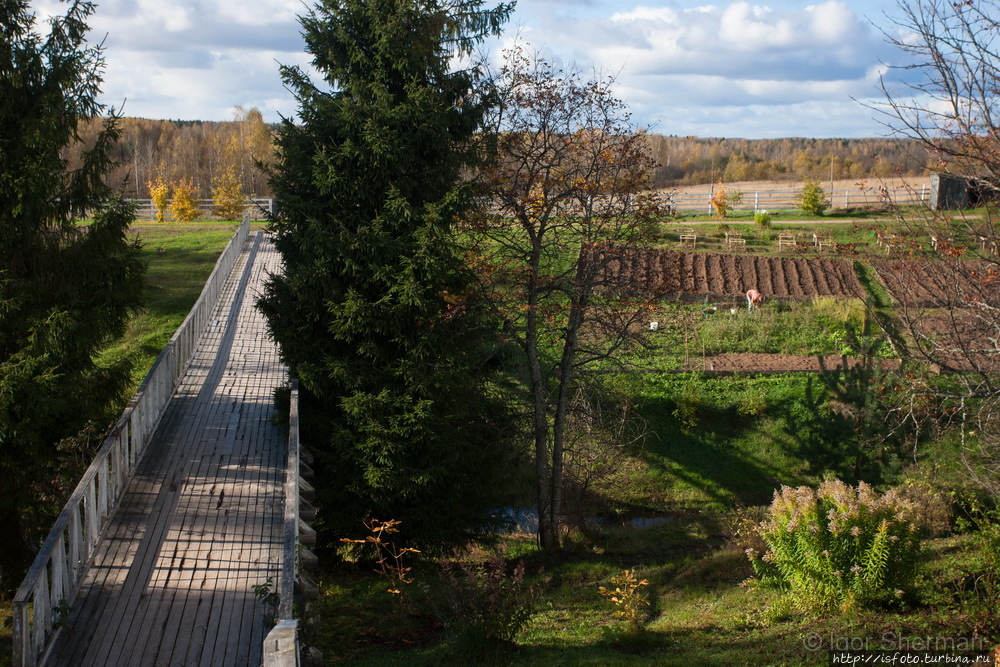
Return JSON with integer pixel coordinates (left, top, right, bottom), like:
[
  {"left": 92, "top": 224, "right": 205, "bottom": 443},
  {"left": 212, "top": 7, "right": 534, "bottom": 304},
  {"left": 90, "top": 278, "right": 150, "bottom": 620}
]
[
  {"left": 263, "top": 380, "right": 302, "bottom": 666},
  {"left": 130, "top": 198, "right": 274, "bottom": 221},
  {"left": 660, "top": 186, "right": 930, "bottom": 215},
  {"left": 262, "top": 379, "right": 322, "bottom": 666},
  {"left": 12, "top": 215, "right": 252, "bottom": 667}
]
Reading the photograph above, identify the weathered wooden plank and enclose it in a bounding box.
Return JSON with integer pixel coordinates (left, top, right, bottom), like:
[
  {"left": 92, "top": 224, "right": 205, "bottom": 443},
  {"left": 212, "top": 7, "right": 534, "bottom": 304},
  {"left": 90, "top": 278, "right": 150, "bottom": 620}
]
[{"left": 45, "top": 232, "right": 287, "bottom": 667}]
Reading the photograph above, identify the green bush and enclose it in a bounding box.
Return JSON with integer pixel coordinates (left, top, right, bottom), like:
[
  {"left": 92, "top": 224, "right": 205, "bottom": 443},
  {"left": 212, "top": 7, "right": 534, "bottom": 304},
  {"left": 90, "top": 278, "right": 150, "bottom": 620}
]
[
  {"left": 798, "top": 179, "right": 830, "bottom": 216},
  {"left": 747, "top": 480, "right": 943, "bottom": 611},
  {"left": 953, "top": 508, "right": 1000, "bottom": 633},
  {"left": 754, "top": 209, "right": 772, "bottom": 229}
]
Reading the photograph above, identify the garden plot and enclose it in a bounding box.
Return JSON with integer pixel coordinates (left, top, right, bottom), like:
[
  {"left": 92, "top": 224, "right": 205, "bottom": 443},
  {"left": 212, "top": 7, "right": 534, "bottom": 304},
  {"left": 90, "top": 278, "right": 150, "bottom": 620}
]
[{"left": 607, "top": 250, "right": 863, "bottom": 299}]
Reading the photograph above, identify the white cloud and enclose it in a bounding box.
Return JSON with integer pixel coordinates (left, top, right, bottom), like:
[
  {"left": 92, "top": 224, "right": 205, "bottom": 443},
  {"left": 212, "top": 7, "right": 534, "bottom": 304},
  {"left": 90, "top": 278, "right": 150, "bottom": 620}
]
[
  {"left": 505, "top": 0, "right": 901, "bottom": 136},
  {"left": 23, "top": 0, "right": 906, "bottom": 136}
]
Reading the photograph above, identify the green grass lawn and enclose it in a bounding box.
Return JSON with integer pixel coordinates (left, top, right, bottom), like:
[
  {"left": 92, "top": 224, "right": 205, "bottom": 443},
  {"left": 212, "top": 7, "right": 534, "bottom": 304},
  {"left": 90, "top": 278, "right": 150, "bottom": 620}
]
[
  {"left": 659, "top": 206, "right": 999, "bottom": 258},
  {"left": 95, "top": 221, "right": 241, "bottom": 390}
]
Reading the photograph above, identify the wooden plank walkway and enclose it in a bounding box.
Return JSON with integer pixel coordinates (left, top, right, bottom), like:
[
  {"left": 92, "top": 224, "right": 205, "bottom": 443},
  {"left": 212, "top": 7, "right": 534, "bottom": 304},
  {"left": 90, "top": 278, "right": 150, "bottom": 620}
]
[{"left": 47, "top": 231, "right": 287, "bottom": 667}]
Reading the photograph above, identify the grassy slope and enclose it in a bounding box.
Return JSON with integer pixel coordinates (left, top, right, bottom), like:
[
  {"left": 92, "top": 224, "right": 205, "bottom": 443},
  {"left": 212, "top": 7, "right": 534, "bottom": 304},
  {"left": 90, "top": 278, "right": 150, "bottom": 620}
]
[{"left": 95, "top": 221, "right": 241, "bottom": 389}]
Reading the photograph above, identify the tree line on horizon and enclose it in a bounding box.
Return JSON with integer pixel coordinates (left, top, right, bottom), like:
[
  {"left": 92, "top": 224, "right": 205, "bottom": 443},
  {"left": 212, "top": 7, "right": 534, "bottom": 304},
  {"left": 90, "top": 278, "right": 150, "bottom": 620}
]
[
  {"left": 64, "top": 114, "right": 930, "bottom": 201},
  {"left": 647, "top": 135, "right": 930, "bottom": 188},
  {"left": 66, "top": 108, "right": 275, "bottom": 202}
]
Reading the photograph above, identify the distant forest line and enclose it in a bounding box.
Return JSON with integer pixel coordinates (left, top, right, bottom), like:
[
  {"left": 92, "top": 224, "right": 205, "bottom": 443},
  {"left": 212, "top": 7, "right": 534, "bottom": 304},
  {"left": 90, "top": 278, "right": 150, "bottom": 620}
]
[
  {"left": 68, "top": 115, "right": 932, "bottom": 200},
  {"left": 647, "top": 135, "right": 930, "bottom": 189}
]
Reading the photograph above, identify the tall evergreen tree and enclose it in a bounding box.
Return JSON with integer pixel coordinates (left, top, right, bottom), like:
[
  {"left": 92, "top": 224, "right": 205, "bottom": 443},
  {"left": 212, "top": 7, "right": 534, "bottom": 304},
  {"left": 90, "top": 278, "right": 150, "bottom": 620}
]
[
  {"left": 259, "top": 0, "right": 514, "bottom": 547},
  {"left": 0, "top": 0, "right": 145, "bottom": 585}
]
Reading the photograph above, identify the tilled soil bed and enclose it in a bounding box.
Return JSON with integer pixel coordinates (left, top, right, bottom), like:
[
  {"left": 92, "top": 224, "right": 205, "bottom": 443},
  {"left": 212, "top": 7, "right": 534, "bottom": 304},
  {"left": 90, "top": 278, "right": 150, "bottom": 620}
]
[
  {"left": 871, "top": 258, "right": 1000, "bottom": 307},
  {"left": 608, "top": 250, "right": 863, "bottom": 299}
]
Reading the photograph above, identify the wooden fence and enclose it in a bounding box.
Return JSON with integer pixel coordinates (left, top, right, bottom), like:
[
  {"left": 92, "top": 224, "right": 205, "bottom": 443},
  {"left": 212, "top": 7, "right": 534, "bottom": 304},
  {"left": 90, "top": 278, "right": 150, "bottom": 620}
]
[
  {"left": 130, "top": 198, "right": 274, "bottom": 221},
  {"left": 659, "top": 186, "right": 930, "bottom": 215},
  {"left": 12, "top": 215, "right": 252, "bottom": 667}
]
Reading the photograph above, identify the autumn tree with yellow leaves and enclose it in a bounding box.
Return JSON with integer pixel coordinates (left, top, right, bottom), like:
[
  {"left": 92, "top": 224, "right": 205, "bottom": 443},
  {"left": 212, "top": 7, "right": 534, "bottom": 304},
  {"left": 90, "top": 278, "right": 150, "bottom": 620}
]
[{"left": 169, "top": 177, "right": 200, "bottom": 222}]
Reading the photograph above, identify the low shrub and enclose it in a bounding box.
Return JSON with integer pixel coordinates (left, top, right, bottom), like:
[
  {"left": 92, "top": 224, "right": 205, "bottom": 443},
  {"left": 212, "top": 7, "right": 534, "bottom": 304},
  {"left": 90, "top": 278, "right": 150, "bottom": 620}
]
[
  {"left": 439, "top": 552, "right": 536, "bottom": 646},
  {"left": 599, "top": 569, "right": 651, "bottom": 637},
  {"left": 754, "top": 210, "right": 772, "bottom": 229},
  {"left": 953, "top": 507, "right": 1000, "bottom": 634},
  {"left": 747, "top": 480, "right": 946, "bottom": 611}
]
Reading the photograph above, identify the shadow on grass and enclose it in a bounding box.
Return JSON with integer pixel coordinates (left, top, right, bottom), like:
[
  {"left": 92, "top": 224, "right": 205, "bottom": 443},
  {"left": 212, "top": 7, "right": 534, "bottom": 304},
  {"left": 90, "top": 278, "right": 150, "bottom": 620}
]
[{"left": 636, "top": 392, "right": 798, "bottom": 508}]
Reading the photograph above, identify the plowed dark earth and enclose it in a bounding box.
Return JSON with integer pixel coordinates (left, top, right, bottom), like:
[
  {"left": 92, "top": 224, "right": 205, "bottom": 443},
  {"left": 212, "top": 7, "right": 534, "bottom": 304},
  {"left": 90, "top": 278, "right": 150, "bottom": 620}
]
[
  {"left": 871, "top": 258, "right": 1000, "bottom": 307},
  {"left": 609, "top": 250, "right": 994, "bottom": 373},
  {"left": 609, "top": 250, "right": 863, "bottom": 299}
]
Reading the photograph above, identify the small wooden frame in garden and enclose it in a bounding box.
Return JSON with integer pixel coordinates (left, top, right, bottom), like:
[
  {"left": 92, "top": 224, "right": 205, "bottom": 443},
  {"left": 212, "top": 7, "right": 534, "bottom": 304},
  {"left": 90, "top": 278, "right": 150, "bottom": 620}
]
[
  {"left": 777, "top": 234, "right": 796, "bottom": 249},
  {"left": 678, "top": 228, "right": 697, "bottom": 248}
]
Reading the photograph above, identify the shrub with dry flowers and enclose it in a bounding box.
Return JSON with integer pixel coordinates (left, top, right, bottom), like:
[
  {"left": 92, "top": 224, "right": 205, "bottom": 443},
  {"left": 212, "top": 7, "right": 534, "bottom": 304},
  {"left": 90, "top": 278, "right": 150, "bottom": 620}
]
[{"left": 747, "top": 480, "right": 947, "bottom": 611}]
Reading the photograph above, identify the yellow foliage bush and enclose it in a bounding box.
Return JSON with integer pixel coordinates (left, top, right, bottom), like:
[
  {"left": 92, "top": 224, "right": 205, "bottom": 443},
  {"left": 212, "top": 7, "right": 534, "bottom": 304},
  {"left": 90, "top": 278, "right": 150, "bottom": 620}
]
[
  {"left": 169, "top": 178, "right": 200, "bottom": 223},
  {"left": 147, "top": 177, "right": 169, "bottom": 222},
  {"left": 212, "top": 168, "right": 246, "bottom": 220}
]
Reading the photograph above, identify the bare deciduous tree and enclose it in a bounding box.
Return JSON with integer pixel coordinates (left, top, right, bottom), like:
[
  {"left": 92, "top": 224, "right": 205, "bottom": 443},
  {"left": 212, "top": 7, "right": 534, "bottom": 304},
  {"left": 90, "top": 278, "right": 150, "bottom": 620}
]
[
  {"left": 867, "top": 0, "right": 1000, "bottom": 493},
  {"left": 471, "top": 47, "right": 662, "bottom": 549},
  {"left": 874, "top": 0, "right": 1000, "bottom": 187}
]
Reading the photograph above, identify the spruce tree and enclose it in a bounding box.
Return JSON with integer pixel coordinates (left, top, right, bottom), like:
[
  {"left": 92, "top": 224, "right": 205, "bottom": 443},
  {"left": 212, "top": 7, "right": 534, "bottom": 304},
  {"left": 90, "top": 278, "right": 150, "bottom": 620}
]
[
  {"left": 260, "top": 0, "right": 513, "bottom": 547},
  {"left": 0, "top": 0, "right": 145, "bottom": 585}
]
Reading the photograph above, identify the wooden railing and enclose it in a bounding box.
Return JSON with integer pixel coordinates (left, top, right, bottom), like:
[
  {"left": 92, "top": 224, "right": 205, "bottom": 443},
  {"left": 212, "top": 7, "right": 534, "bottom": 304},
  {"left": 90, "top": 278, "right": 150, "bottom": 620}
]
[
  {"left": 263, "top": 380, "right": 320, "bottom": 667},
  {"left": 12, "top": 215, "right": 252, "bottom": 667},
  {"left": 263, "top": 381, "right": 301, "bottom": 666},
  {"left": 130, "top": 198, "right": 274, "bottom": 221}
]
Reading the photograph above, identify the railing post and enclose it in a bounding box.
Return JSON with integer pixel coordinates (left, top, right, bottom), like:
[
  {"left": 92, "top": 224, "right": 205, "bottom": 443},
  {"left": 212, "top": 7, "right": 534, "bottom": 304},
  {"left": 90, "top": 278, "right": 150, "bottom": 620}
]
[
  {"left": 32, "top": 570, "right": 49, "bottom": 660},
  {"left": 69, "top": 507, "right": 82, "bottom": 585},
  {"left": 13, "top": 599, "right": 28, "bottom": 666}
]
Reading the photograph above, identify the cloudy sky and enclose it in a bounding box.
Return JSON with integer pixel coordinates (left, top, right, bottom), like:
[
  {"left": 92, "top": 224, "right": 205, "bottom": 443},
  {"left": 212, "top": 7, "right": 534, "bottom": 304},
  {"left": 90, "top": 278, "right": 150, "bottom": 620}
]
[{"left": 29, "top": 0, "right": 911, "bottom": 138}]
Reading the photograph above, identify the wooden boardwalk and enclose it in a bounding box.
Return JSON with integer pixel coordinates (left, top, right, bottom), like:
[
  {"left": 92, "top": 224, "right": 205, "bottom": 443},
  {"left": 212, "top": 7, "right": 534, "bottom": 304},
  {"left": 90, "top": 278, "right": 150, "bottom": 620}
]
[{"left": 48, "top": 232, "right": 287, "bottom": 666}]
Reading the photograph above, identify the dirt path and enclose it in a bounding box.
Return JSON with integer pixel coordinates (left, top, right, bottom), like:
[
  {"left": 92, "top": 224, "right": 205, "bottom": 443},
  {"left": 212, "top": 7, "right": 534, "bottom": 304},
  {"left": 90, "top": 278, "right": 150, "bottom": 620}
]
[{"left": 681, "top": 353, "right": 900, "bottom": 374}]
